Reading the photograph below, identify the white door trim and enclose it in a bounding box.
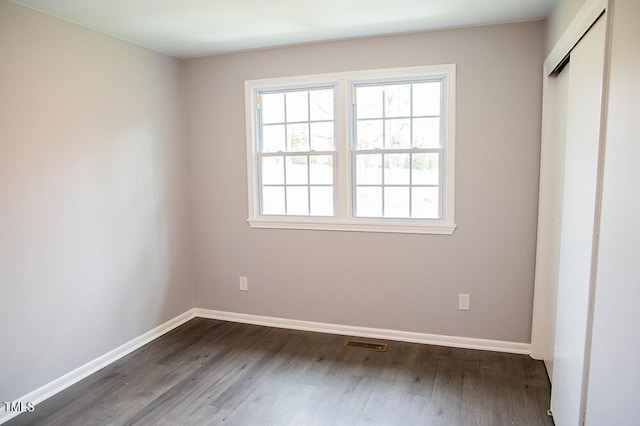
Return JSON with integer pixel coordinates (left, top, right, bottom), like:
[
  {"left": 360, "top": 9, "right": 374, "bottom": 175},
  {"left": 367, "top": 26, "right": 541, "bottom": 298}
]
[{"left": 544, "top": 0, "right": 607, "bottom": 75}]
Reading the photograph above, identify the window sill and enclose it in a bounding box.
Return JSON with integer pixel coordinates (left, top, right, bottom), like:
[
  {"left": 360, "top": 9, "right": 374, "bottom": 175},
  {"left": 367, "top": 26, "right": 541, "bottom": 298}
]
[{"left": 247, "top": 217, "right": 457, "bottom": 235}]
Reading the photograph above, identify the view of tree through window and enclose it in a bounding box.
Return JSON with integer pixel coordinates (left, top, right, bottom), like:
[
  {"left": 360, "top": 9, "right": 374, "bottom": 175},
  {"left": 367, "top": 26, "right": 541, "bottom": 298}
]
[
  {"left": 258, "top": 88, "right": 335, "bottom": 216},
  {"left": 354, "top": 81, "right": 442, "bottom": 219}
]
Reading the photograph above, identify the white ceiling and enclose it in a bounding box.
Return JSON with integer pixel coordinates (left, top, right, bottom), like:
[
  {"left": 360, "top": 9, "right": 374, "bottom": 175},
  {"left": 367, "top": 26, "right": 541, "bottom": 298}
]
[{"left": 11, "top": 0, "right": 556, "bottom": 58}]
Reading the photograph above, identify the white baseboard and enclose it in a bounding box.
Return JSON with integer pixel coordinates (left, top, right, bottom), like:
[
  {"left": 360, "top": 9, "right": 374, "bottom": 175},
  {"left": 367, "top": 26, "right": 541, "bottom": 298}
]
[
  {"left": 194, "top": 308, "right": 531, "bottom": 355},
  {"left": 0, "top": 309, "right": 196, "bottom": 425},
  {"left": 2, "top": 307, "right": 530, "bottom": 424}
]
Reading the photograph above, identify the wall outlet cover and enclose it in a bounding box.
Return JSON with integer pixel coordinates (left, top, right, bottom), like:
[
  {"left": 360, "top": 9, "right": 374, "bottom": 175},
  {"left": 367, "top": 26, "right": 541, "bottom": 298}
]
[
  {"left": 458, "top": 293, "right": 470, "bottom": 310},
  {"left": 239, "top": 276, "right": 248, "bottom": 291}
]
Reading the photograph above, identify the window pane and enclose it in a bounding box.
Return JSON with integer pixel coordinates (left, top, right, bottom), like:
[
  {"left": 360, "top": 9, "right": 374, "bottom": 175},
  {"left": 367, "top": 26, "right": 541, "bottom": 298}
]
[
  {"left": 287, "top": 123, "right": 309, "bottom": 151},
  {"left": 413, "top": 117, "right": 440, "bottom": 148},
  {"left": 356, "top": 86, "right": 383, "bottom": 119},
  {"left": 385, "top": 84, "right": 411, "bottom": 117},
  {"left": 356, "top": 187, "right": 382, "bottom": 217},
  {"left": 384, "top": 187, "right": 410, "bottom": 218},
  {"left": 261, "top": 156, "right": 284, "bottom": 184},
  {"left": 261, "top": 93, "right": 285, "bottom": 124},
  {"left": 286, "top": 187, "right": 309, "bottom": 215},
  {"left": 310, "top": 186, "right": 333, "bottom": 216},
  {"left": 262, "top": 186, "right": 285, "bottom": 214},
  {"left": 412, "top": 153, "right": 439, "bottom": 185},
  {"left": 309, "top": 155, "right": 333, "bottom": 184},
  {"left": 262, "top": 124, "right": 285, "bottom": 153},
  {"left": 310, "top": 122, "right": 334, "bottom": 151},
  {"left": 310, "top": 89, "right": 333, "bottom": 121},
  {"left": 413, "top": 82, "right": 440, "bottom": 116},
  {"left": 356, "top": 119, "right": 383, "bottom": 150},
  {"left": 286, "top": 91, "right": 308, "bottom": 122},
  {"left": 412, "top": 187, "right": 439, "bottom": 218},
  {"left": 384, "top": 153, "right": 410, "bottom": 185},
  {"left": 285, "top": 156, "right": 308, "bottom": 184},
  {"left": 385, "top": 119, "right": 410, "bottom": 149},
  {"left": 356, "top": 154, "right": 382, "bottom": 185}
]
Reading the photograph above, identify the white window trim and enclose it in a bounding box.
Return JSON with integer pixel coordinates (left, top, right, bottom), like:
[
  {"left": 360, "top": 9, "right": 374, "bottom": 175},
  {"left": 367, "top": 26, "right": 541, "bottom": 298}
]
[{"left": 244, "top": 64, "right": 456, "bottom": 235}]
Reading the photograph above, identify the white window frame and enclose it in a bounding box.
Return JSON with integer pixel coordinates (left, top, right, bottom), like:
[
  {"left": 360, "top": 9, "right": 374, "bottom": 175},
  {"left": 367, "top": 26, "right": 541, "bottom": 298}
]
[{"left": 244, "top": 64, "right": 456, "bottom": 235}]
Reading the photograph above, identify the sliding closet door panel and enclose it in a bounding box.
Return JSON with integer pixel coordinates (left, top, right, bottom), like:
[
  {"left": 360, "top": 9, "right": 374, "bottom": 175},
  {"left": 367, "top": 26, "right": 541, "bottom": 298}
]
[
  {"left": 550, "top": 15, "right": 606, "bottom": 426},
  {"left": 542, "top": 63, "right": 571, "bottom": 379}
]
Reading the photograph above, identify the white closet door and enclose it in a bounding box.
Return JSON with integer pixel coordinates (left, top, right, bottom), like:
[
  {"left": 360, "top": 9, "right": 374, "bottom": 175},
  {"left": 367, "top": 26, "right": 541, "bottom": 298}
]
[
  {"left": 550, "top": 15, "right": 606, "bottom": 426},
  {"left": 541, "top": 58, "right": 572, "bottom": 379}
]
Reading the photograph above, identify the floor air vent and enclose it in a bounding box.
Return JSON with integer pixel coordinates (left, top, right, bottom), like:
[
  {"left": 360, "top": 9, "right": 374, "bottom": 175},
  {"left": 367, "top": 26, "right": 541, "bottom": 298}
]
[{"left": 344, "top": 340, "right": 388, "bottom": 352}]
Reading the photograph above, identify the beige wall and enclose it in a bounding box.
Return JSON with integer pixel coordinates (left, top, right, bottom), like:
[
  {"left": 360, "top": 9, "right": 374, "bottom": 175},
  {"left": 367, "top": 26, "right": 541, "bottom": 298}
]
[
  {"left": 185, "top": 21, "right": 545, "bottom": 343},
  {"left": 0, "top": 1, "right": 193, "bottom": 402}
]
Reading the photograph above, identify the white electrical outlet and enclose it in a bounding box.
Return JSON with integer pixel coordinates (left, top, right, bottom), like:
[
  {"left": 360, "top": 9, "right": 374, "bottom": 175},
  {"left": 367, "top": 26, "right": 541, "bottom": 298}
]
[
  {"left": 239, "top": 276, "right": 248, "bottom": 291},
  {"left": 458, "top": 293, "right": 470, "bottom": 310}
]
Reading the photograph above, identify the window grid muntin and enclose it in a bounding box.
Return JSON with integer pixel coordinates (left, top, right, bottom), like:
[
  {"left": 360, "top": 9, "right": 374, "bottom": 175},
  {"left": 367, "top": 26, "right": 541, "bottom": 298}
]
[
  {"left": 352, "top": 78, "right": 444, "bottom": 219},
  {"left": 257, "top": 86, "right": 336, "bottom": 216}
]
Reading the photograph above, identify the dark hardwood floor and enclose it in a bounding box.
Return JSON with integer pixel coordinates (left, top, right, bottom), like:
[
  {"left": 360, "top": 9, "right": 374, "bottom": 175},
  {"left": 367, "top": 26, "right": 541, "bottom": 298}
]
[{"left": 7, "top": 318, "right": 554, "bottom": 425}]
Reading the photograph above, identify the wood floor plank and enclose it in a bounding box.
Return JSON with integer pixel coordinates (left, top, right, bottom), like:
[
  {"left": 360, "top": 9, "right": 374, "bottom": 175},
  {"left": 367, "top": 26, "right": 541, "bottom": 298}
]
[{"left": 6, "top": 318, "right": 553, "bottom": 426}]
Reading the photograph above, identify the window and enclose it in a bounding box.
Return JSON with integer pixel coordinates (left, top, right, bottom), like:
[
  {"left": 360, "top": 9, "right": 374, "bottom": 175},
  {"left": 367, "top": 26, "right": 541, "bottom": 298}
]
[
  {"left": 245, "top": 65, "right": 456, "bottom": 234},
  {"left": 258, "top": 88, "right": 335, "bottom": 216},
  {"left": 353, "top": 81, "right": 443, "bottom": 219}
]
